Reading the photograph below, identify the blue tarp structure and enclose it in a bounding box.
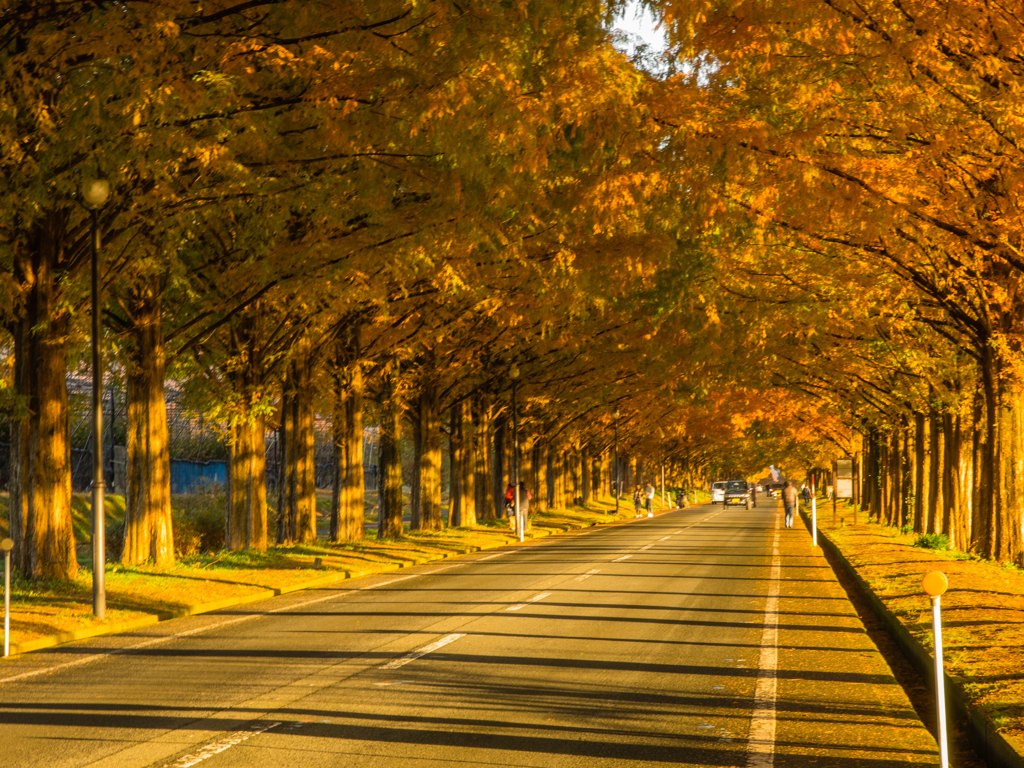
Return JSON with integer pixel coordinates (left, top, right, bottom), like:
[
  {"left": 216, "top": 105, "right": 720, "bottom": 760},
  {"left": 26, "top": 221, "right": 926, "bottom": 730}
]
[{"left": 170, "top": 459, "right": 227, "bottom": 494}]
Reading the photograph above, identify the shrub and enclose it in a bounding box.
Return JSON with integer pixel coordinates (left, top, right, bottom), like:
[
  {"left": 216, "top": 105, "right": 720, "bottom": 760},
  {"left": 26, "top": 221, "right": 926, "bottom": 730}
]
[
  {"left": 914, "top": 532, "right": 950, "bottom": 551},
  {"left": 172, "top": 486, "right": 226, "bottom": 556}
]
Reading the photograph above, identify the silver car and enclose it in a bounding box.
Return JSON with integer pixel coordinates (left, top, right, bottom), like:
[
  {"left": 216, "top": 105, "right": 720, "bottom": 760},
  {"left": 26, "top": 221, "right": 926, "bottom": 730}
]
[{"left": 711, "top": 481, "right": 726, "bottom": 504}]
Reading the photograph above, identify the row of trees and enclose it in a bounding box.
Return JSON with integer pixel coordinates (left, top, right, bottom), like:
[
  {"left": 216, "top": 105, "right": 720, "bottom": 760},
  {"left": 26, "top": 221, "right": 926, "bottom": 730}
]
[
  {"left": 1, "top": 0, "right": 720, "bottom": 580},
  {"left": 652, "top": 0, "right": 1024, "bottom": 561},
  {"left": 4, "top": 0, "right": 1023, "bottom": 579}
]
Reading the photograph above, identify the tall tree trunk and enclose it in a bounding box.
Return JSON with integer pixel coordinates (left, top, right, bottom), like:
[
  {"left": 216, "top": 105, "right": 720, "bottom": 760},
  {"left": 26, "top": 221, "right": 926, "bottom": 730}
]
[
  {"left": 410, "top": 398, "right": 423, "bottom": 531},
  {"left": 978, "top": 345, "right": 998, "bottom": 559},
  {"left": 585, "top": 448, "right": 593, "bottom": 507},
  {"left": 378, "top": 367, "right": 404, "bottom": 539},
  {"left": 281, "top": 347, "right": 317, "bottom": 544},
  {"left": 533, "top": 441, "right": 548, "bottom": 514},
  {"left": 593, "top": 450, "right": 604, "bottom": 501},
  {"left": 950, "top": 413, "right": 972, "bottom": 551},
  {"left": 941, "top": 412, "right": 955, "bottom": 538},
  {"left": 996, "top": 384, "right": 1024, "bottom": 563},
  {"left": 9, "top": 222, "right": 77, "bottom": 580},
  {"left": 227, "top": 408, "right": 267, "bottom": 551},
  {"left": 122, "top": 284, "right": 174, "bottom": 565},
  {"left": 418, "top": 380, "right": 443, "bottom": 531},
  {"left": 900, "top": 426, "right": 912, "bottom": 529},
  {"left": 493, "top": 414, "right": 506, "bottom": 515},
  {"left": 474, "top": 394, "right": 495, "bottom": 521},
  {"left": 878, "top": 435, "right": 890, "bottom": 524},
  {"left": 449, "top": 405, "right": 463, "bottom": 527},
  {"left": 459, "top": 402, "right": 477, "bottom": 526},
  {"left": 913, "top": 412, "right": 927, "bottom": 534},
  {"left": 331, "top": 360, "right": 365, "bottom": 543},
  {"left": 276, "top": 417, "right": 291, "bottom": 544},
  {"left": 970, "top": 393, "right": 986, "bottom": 555},
  {"left": 927, "top": 409, "right": 942, "bottom": 535}
]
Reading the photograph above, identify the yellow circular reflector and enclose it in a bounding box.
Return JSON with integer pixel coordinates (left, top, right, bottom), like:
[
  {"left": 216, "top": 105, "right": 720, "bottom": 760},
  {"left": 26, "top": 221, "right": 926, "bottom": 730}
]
[{"left": 922, "top": 570, "right": 948, "bottom": 597}]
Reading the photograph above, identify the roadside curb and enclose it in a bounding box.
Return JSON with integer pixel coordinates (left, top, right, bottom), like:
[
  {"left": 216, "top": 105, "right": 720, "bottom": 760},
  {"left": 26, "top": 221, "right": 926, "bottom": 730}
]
[
  {"left": 3, "top": 514, "right": 611, "bottom": 659},
  {"left": 808, "top": 514, "right": 1024, "bottom": 768}
]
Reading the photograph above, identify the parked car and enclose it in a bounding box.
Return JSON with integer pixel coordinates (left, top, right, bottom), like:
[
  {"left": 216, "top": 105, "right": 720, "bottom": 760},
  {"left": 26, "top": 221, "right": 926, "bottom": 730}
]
[
  {"left": 710, "top": 481, "right": 726, "bottom": 504},
  {"left": 723, "top": 480, "right": 755, "bottom": 509}
]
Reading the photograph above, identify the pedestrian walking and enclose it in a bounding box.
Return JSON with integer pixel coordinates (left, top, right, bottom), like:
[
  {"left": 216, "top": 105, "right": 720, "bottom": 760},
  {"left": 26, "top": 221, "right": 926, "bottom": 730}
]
[
  {"left": 800, "top": 483, "right": 812, "bottom": 507},
  {"left": 644, "top": 482, "right": 655, "bottom": 517},
  {"left": 518, "top": 482, "right": 531, "bottom": 515},
  {"left": 633, "top": 485, "right": 643, "bottom": 517},
  {"left": 782, "top": 480, "right": 798, "bottom": 528},
  {"left": 503, "top": 483, "right": 515, "bottom": 524}
]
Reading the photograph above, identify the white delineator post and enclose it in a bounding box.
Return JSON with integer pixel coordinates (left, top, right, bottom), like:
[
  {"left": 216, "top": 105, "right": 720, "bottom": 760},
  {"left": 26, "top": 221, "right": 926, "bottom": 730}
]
[
  {"left": 2, "top": 537, "right": 12, "bottom": 657},
  {"left": 923, "top": 571, "right": 950, "bottom": 768},
  {"left": 810, "top": 496, "right": 817, "bottom": 548}
]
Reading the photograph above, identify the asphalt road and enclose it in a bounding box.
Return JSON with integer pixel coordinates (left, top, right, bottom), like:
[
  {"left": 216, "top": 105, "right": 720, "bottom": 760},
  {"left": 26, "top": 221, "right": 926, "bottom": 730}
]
[{"left": 0, "top": 503, "right": 941, "bottom": 767}]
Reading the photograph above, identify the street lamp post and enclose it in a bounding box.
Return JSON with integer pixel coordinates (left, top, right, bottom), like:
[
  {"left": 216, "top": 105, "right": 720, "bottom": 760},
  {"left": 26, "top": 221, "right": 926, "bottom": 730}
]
[
  {"left": 83, "top": 178, "right": 110, "bottom": 620},
  {"left": 510, "top": 365, "right": 523, "bottom": 542},
  {"left": 613, "top": 409, "right": 620, "bottom": 515}
]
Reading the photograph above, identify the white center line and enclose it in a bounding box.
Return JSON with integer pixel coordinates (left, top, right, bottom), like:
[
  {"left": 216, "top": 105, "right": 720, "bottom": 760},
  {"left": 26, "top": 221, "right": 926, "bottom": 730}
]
[
  {"left": 746, "top": 514, "right": 781, "bottom": 768},
  {"left": 380, "top": 633, "right": 465, "bottom": 670},
  {"left": 167, "top": 721, "right": 281, "bottom": 767},
  {"left": 612, "top": 555, "right": 632, "bottom": 562},
  {"left": 573, "top": 569, "right": 601, "bottom": 582},
  {"left": 506, "top": 592, "right": 552, "bottom": 611},
  {"left": 1, "top": 572, "right": 432, "bottom": 686}
]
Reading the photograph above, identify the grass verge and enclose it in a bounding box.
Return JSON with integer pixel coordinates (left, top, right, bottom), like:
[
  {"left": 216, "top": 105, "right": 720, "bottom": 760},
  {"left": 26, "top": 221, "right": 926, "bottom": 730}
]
[{"left": 816, "top": 500, "right": 1024, "bottom": 751}]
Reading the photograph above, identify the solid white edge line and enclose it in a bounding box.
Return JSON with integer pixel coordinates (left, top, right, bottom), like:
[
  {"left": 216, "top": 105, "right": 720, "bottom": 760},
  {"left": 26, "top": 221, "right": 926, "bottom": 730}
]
[
  {"left": 746, "top": 514, "right": 781, "bottom": 768},
  {"left": 380, "top": 633, "right": 465, "bottom": 670}
]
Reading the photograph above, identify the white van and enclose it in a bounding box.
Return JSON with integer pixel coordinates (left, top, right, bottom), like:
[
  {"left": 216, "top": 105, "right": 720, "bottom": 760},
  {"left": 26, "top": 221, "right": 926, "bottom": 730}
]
[{"left": 711, "top": 481, "right": 727, "bottom": 504}]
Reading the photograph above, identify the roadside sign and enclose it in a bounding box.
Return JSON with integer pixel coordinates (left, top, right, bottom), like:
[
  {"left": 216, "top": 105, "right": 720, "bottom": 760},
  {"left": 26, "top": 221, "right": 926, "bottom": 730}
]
[{"left": 835, "top": 458, "right": 854, "bottom": 499}]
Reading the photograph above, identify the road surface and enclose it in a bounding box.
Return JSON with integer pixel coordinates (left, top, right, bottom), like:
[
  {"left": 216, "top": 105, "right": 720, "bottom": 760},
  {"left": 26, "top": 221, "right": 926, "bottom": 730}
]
[{"left": 0, "top": 504, "right": 940, "bottom": 767}]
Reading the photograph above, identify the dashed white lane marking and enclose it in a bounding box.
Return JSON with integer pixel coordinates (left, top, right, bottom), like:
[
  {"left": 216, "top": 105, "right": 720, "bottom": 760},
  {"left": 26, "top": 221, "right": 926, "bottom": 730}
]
[
  {"left": 612, "top": 555, "right": 632, "bottom": 562},
  {"left": 674, "top": 530, "right": 683, "bottom": 534},
  {"left": 573, "top": 569, "right": 601, "bottom": 582},
  {"left": 478, "top": 551, "right": 511, "bottom": 561},
  {"left": 639, "top": 544, "right": 654, "bottom": 551},
  {"left": 746, "top": 513, "right": 781, "bottom": 768},
  {"left": 660, "top": 536, "right": 671, "bottom": 541},
  {"left": 167, "top": 720, "right": 281, "bottom": 767},
  {"left": 506, "top": 592, "right": 552, "bottom": 611},
  {"left": 380, "top": 633, "right": 466, "bottom": 670},
  {"left": 0, "top": 570, "right": 451, "bottom": 686}
]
